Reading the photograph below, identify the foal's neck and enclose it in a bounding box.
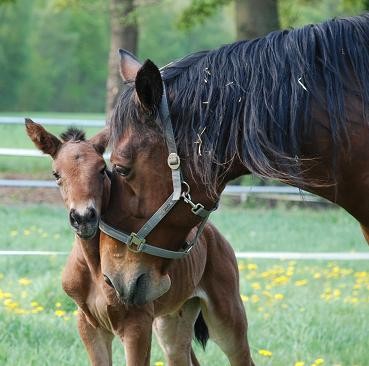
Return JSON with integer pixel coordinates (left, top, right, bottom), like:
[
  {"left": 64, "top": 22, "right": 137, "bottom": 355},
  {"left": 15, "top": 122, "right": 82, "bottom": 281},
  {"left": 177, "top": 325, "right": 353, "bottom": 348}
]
[{"left": 76, "top": 234, "right": 101, "bottom": 277}]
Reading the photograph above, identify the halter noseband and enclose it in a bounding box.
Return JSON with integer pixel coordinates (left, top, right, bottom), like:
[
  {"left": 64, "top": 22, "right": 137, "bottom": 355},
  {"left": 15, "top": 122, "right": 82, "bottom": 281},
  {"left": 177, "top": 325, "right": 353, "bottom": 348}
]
[{"left": 99, "top": 83, "right": 218, "bottom": 260}]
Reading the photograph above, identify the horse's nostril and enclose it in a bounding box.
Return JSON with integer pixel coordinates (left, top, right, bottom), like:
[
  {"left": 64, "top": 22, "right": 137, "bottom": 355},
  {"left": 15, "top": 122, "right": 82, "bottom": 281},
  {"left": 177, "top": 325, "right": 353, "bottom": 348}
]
[
  {"left": 69, "top": 209, "right": 81, "bottom": 226},
  {"left": 103, "top": 274, "right": 114, "bottom": 288},
  {"left": 88, "top": 208, "right": 96, "bottom": 220}
]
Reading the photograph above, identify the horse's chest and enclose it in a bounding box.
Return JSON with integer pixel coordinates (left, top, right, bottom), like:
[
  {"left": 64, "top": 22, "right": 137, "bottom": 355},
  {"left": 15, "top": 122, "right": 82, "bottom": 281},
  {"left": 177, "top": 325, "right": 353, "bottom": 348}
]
[{"left": 85, "top": 285, "right": 121, "bottom": 331}]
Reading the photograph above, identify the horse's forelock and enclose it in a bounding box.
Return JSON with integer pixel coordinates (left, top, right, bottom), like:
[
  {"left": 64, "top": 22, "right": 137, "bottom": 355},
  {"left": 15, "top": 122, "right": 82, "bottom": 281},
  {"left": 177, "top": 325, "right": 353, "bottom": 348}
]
[{"left": 60, "top": 127, "right": 86, "bottom": 142}]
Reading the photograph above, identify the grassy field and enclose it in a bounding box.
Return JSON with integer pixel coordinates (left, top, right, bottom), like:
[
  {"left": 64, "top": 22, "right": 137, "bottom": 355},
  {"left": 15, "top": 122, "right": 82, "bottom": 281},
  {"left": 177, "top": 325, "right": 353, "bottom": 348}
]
[{"left": 1, "top": 204, "right": 369, "bottom": 365}]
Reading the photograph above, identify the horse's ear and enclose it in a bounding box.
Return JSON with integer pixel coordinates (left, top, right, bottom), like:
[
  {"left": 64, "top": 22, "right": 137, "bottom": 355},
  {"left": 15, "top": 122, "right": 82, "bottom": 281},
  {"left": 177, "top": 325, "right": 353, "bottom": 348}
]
[
  {"left": 135, "top": 59, "right": 163, "bottom": 111},
  {"left": 25, "top": 118, "right": 62, "bottom": 158},
  {"left": 89, "top": 127, "right": 109, "bottom": 155},
  {"left": 119, "top": 49, "right": 142, "bottom": 81}
]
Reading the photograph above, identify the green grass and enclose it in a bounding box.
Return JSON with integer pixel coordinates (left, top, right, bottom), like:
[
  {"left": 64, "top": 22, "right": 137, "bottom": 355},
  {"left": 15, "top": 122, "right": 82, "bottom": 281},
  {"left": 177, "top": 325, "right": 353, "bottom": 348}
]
[
  {"left": 1, "top": 204, "right": 367, "bottom": 252},
  {"left": 0, "top": 204, "right": 368, "bottom": 364},
  {"left": 1, "top": 255, "right": 369, "bottom": 365}
]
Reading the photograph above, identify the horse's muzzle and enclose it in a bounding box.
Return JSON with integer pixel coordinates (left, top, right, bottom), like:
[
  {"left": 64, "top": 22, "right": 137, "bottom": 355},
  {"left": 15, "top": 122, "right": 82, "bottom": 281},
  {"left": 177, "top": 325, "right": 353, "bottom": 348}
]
[{"left": 69, "top": 207, "right": 99, "bottom": 239}]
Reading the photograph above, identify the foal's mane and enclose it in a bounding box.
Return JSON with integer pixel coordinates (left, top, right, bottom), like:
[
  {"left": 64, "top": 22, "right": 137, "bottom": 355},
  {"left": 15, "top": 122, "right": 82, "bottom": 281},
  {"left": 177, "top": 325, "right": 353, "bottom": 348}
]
[
  {"left": 110, "top": 14, "right": 369, "bottom": 194},
  {"left": 60, "top": 127, "right": 86, "bottom": 142}
]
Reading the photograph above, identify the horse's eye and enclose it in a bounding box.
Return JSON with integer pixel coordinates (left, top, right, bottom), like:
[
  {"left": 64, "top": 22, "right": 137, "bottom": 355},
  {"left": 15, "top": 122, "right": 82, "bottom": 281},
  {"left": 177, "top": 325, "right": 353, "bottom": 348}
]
[
  {"left": 114, "top": 165, "right": 131, "bottom": 177},
  {"left": 100, "top": 166, "right": 106, "bottom": 176},
  {"left": 52, "top": 171, "right": 61, "bottom": 184}
]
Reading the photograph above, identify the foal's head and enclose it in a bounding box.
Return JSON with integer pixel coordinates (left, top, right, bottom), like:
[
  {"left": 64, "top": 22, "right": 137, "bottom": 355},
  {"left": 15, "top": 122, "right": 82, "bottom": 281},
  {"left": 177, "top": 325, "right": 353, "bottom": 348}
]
[{"left": 26, "top": 119, "right": 110, "bottom": 239}]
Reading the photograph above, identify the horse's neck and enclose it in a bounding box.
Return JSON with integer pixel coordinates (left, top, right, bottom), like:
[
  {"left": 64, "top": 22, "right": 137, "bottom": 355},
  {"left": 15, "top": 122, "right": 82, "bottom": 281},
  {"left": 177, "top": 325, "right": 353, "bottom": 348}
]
[{"left": 76, "top": 235, "right": 101, "bottom": 277}]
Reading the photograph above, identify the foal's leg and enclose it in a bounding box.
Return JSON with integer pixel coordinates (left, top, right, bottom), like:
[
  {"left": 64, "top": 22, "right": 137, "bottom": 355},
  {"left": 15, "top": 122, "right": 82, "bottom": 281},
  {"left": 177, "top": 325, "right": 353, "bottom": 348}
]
[
  {"left": 77, "top": 309, "right": 114, "bottom": 366},
  {"left": 153, "top": 297, "right": 201, "bottom": 366}
]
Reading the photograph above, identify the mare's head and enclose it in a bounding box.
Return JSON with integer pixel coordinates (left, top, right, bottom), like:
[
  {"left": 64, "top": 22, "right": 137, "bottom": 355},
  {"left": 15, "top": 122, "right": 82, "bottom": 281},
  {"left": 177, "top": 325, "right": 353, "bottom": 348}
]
[
  {"left": 26, "top": 119, "right": 110, "bottom": 239},
  {"left": 99, "top": 51, "right": 225, "bottom": 305}
]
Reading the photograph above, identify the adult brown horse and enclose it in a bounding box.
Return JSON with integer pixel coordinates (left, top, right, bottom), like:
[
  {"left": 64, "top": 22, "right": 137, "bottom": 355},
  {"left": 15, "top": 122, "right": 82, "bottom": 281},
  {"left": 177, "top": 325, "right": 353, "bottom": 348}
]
[
  {"left": 25, "top": 119, "right": 254, "bottom": 366},
  {"left": 98, "top": 14, "right": 369, "bottom": 345}
]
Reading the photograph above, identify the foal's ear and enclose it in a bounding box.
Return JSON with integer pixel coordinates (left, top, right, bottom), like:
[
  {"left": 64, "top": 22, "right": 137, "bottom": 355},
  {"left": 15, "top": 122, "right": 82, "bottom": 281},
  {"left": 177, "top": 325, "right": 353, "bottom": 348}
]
[
  {"left": 25, "top": 118, "right": 62, "bottom": 158},
  {"left": 89, "top": 127, "right": 110, "bottom": 155},
  {"left": 119, "top": 49, "right": 142, "bottom": 81},
  {"left": 135, "top": 59, "right": 163, "bottom": 111}
]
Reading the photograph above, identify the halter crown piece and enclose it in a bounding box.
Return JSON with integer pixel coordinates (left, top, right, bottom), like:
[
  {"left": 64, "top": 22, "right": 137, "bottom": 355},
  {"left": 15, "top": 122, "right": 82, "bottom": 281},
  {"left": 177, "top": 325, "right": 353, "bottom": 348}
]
[{"left": 99, "top": 83, "right": 218, "bottom": 259}]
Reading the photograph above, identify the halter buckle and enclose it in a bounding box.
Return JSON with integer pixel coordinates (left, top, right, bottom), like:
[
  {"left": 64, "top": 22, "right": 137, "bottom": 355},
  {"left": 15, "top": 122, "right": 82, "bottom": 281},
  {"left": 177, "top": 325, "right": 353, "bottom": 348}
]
[
  {"left": 167, "top": 153, "right": 180, "bottom": 170},
  {"left": 127, "top": 233, "right": 145, "bottom": 253},
  {"left": 183, "top": 240, "right": 195, "bottom": 253},
  {"left": 191, "top": 203, "right": 205, "bottom": 216}
]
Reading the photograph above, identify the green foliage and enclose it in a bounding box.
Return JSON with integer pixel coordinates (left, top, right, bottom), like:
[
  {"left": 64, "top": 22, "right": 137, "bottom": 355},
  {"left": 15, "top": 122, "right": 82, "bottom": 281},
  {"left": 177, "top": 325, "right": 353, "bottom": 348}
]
[
  {"left": 137, "top": 0, "right": 235, "bottom": 65},
  {"left": 177, "top": 0, "right": 231, "bottom": 30},
  {"left": 0, "top": 0, "right": 368, "bottom": 113}
]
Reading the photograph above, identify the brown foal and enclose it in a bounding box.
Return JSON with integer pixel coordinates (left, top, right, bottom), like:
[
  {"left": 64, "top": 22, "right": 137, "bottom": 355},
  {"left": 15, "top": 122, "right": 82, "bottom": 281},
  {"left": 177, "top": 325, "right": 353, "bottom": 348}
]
[{"left": 26, "top": 119, "right": 254, "bottom": 366}]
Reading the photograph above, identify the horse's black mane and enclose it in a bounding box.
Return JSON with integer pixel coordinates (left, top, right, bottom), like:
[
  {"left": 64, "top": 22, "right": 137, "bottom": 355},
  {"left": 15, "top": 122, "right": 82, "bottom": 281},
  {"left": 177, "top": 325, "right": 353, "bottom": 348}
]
[
  {"left": 60, "top": 127, "right": 86, "bottom": 142},
  {"left": 110, "top": 14, "right": 369, "bottom": 194}
]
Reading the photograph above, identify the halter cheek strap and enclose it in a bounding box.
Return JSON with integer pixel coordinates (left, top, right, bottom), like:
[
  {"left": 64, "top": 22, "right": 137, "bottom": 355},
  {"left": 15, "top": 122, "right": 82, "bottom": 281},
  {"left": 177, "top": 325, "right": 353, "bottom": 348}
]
[{"left": 99, "top": 83, "right": 218, "bottom": 260}]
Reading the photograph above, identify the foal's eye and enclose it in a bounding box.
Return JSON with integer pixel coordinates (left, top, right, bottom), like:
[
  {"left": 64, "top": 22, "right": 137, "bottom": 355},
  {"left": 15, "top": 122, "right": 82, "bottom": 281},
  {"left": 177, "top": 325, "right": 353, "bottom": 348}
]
[
  {"left": 52, "top": 171, "right": 61, "bottom": 183},
  {"left": 114, "top": 165, "right": 131, "bottom": 177}
]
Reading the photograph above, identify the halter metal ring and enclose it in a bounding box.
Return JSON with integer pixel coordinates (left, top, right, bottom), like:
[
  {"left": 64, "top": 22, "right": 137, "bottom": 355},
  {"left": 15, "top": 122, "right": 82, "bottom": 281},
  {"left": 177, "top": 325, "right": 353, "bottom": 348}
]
[
  {"left": 127, "top": 233, "right": 145, "bottom": 253},
  {"left": 167, "top": 153, "right": 180, "bottom": 170}
]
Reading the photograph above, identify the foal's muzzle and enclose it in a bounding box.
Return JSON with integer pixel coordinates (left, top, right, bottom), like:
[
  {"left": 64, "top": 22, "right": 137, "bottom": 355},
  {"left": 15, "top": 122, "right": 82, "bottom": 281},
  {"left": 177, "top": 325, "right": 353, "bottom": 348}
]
[{"left": 69, "top": 207, "right": 99, "bottom": 239}]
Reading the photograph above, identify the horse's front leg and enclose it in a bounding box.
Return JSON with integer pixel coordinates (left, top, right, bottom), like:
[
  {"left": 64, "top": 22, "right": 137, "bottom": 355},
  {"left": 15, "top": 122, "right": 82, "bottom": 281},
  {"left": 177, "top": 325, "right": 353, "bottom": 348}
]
[
  {"left": 77, "top": 308, "right": 114, "bottom": 366},
  {"left": 118, "top": 310, "right": 153, "bottom": 366},
  {"left": 153, "top": 297, "right": 201, "bottom": 366}
]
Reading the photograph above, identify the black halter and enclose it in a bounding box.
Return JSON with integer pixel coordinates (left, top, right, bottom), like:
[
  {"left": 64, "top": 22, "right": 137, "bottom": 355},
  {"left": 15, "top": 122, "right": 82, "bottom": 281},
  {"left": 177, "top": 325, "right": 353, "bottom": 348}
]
[{"left": 99, "top": 83, "right": 218, "bottom": 259}]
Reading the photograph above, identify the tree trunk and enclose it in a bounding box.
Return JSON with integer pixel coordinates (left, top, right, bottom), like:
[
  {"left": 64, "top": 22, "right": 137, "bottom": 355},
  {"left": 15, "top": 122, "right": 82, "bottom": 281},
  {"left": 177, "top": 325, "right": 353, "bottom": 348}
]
[
  {"left": 106, "top": 0, "right": 138, "bottom": 118},
  {"left": 235, "top": 0, "right": 279, "bottom": 40}
]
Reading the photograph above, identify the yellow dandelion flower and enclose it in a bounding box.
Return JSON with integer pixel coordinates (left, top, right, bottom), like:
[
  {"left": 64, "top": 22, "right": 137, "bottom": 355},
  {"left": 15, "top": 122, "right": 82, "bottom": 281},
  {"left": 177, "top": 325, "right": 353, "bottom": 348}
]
[
  {"left": 55, "top": 302, "right": 62, "bottom": 308},
  {"left": 251, "top": 282, "right": 261, "bottom": 290},
  {"left": 36, "top": 306, "right": 44, "bottom": 312},
  {"left": 273, "top": 276, "right": 289, "bottom": 285},
  {"left": 9, "top": 230, "right": 18, "bottom": 237},
  {"left": 313, "top": 273, "right": 321, "bottom": 279},
  {"left": 274, "top": 293, "right": 284, "bottom": 300},
  {"left": 295, "top": 279, "right": 308, "bottom": 286},
  {"left": 241, "top": 295, "right": 249, "bottom": 302},
  {"left": 14, "top": 308, "right": 28, "bottom": 315},
  {"left": 21, "top": 291, "right": 28, "bottom": 299},
  {"left": 314, "top": 358, "right": 324, "bottom": 365},
  {"left": 155, "top": 362, "right": 164, "bottom": 366},
  {"left": 294, "top": 362, "right": 305, "bottom": 366},
  {"left": 4, "top": 300, "right": 18, "bottom": 309},
  {"left": 333, "top": 289, "right": 341, "bottom": 297},
  {"left": 18, "top": 278, "right": 32, "bottom": 286},
  {"left": 258, "top": 349, "right": 272, "bottom": 357},
  {"left": 73, "top": 310, "right": 78, "bottom": 316},
  {"left": 31, "top": 301, "right": 38, "bottom": 307},
  {"left": 3, "top": 292, "right": 12, "bottom": 298},
  {"left": 55, "top": 309, "right": 66, "bottom": 317},
  {"left": 247, "top": 263, "right": 258, "bottom": 271},
  {"left": 251, "top": 294, "right": 260, "bottom": 303},
  {"left": 23, "top": 229, "right": 31, "bottom": 236}
]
